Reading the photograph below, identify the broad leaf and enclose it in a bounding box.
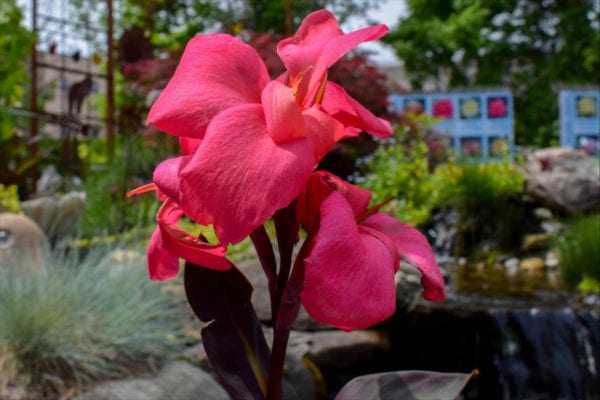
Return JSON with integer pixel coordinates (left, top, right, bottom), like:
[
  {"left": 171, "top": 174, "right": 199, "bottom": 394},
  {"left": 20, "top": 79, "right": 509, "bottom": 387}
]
[
  {"left": 184, "top": 262, "right": 270, "bottom": 400},
  {"left": 335, "top": 370, "right": 476, "bottom": 400}
]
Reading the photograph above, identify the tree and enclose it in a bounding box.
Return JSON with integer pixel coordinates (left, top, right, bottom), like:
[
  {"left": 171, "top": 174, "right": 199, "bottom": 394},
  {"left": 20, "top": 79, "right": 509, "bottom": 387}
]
[
  {"left": 241, "top": 0, "right": 381, "bottom": 34},
  {"left": 0, "top": 0, "right": 41, "bottom": 195},
  {"left": 0, "top": 0, "right": 35, "bottom": 139},
  {"left": 385, "top": 0, "right": 600, "bottom": 147}
]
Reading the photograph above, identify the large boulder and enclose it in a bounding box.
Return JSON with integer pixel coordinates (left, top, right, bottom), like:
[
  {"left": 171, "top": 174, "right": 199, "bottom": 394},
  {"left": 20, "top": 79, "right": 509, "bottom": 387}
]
[
  {"left": 0, "top": 212, "right": 50, "bottom": 271},
  {"left": 75, "top": 361, "right": 231, "bottom": 400},
  {"left": 525, "top": 147, "right": 600, "bottom": 213}
]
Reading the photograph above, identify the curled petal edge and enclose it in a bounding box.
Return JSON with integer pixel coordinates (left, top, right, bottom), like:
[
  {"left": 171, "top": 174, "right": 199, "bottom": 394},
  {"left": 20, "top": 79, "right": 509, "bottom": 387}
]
[
  {"left": 152, "top": 199, "right": 230, "bottom": 279},
  {"left": 361, "top": 214, "right": 445, "bottom": 301}
]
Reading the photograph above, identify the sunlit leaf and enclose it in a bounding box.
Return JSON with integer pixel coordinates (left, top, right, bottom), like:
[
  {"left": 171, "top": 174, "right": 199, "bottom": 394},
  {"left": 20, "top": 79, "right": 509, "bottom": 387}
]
[{"left": 335, "top": 369, "right": 477, "bottom": 400}]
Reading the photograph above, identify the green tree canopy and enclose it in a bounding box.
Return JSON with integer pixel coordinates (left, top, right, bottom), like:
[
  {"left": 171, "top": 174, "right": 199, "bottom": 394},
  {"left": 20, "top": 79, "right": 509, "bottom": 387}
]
[
  {"left": 70, "top": 0, "right": 382, "bottom": 50},
  {"left": 0, "top": 0, "right": 35, "bottom": 139},
  {"left": 385, "top": 0, "right": 600, "bottom": 146}
]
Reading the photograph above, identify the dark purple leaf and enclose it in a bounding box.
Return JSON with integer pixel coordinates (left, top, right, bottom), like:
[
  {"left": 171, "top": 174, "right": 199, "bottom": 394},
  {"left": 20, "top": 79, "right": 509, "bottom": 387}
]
[
  {"left": 335, "top": 370, "right": 477, "bottom": 400},
  {"left": 184, "top": 262, "right": 270, "bottom": 400}
]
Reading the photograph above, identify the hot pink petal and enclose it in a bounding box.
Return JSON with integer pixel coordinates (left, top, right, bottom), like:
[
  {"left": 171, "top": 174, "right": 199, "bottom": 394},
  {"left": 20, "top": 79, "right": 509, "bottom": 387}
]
[
  {"left": 153, "top": 156, "right": 189, "bottom": 204},
  {"left": 298, "top": 171, "right": 371, "bottom": 232},
  {"left": 361, "top": 214, "right": 445, "bottom": 301},
  {"left": 179, "top": 104, "right": 315, "bottom": 244},
  {"left": 316, "top": 171, "right": 371, "bottom": 215},
  {"left": 180, "top": 137, "right": 202, "bottom": 155},
  {"left": 358, "top": 223, "right": 401, "bottom": 272},
  {"left": 147, "top": 34, "right": 270, "bottom": 138},
  {"left": 302, "top": 107, "right": 346, "bottom": 160},
  {"left": 261, "top": 81, "right": 307, "bottom": 143},
  {"left": 321, "top": 82, "right": 393, "bottom": 139},
  {"left": 152, "top": 156, "right": 215, "bottom": 226},
  {"left": 302, "top": 193, "right": 397, "bottom": 330},
  {"left": 277, "top": 10, "right": 388, "bottom": 106},
  {"left": 147, "top": 201, "right": 228, "bottom": 280},
  {"left": 147, "top": 226, "right": 180, "bottom": 281}
]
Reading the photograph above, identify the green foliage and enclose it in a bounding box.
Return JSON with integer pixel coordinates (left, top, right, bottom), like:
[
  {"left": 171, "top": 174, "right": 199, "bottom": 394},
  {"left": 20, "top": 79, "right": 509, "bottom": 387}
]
[
  {"left": 243, "top": 0, "right": 381, "bottom": 34},
  {"left": 0, "top": 245, "right": 184, "bottom": 397},
  {"left": 358, "top": 113, "right": 447, "bottom": 226},
  {"left": 0, "top": 0, "right": 41, "bottom": 193},
  {"left": 70, "top": 0, "right": 383, "bottom": 50},
  {"left": 79, "top": 135, "right": 168, "bottom": 237},
  {"left": 434, "top": 161, "right": 525, "bottom": 212},
  {"left": 0, "top": 0, "right": 35, "bottom": 139},
  {"left": 0, "top": 132, "right": 49, "bottom": 192},
  {"left": 557, "top": 214, "right": 600, "bottom": 289},
  {"left": 0, "top": 184, "right": 21, "bottom": 213},
  {"left": 386, "top": 0, "right": 600, "bottom": 146},
  {"left": 433, "top": 160, "right": 526, "bottom": 256}
]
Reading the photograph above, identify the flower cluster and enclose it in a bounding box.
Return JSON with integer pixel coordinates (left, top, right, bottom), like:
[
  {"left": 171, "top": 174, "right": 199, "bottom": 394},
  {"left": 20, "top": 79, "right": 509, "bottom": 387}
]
[{"left": 138, "top": 9, "right": 444, "bottom": 331}]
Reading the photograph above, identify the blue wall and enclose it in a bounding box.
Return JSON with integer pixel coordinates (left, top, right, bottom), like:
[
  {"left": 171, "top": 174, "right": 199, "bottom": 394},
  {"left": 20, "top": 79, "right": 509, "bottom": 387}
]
[
  {"left": 559, "top": 89, "right": 600, "bottom": 156},
  {"left": 390, "top": 90, "right": 514, "bottom": 160}
]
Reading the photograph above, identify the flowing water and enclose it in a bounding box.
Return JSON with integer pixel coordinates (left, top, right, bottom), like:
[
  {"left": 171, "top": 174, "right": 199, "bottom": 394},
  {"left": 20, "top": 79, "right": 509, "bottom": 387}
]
[{"left": 389, "top": 264, "right": 600, "bottom": 399}]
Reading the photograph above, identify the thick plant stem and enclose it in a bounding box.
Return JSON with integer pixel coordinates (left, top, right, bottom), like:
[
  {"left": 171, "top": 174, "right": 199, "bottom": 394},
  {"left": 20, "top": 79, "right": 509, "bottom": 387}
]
[
  {"left": 266, "top": 328, "right": 291, "bottom": 400},
  {"left": 265, "top": 233, "right": 312, "bottom": 400},
  {"left": 273, "top": 199, "right": 298, "bottom": 319},
  {"left": 266, "top": 199, "right": 302, "bottom": 400}
]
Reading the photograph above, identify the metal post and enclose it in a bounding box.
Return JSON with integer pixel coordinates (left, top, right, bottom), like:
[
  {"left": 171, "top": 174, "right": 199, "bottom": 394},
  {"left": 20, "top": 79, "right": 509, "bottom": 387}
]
[
  {"left": 106, "top": 0, "right": 115, "bottom": 158},
  {"left": 29, "top": 0, "right": 39, "bottom": 194}
]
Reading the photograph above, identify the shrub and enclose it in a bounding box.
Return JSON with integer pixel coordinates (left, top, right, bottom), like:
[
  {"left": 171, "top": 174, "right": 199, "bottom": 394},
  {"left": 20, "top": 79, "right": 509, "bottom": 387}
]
[
  {"left": 0, "top": 244, "right": 184, "bottom": 398},
  {"left": 0, "top": 184, "right": 21, "bottom": 213},
  {"left": 432, "top": 160, "right": 526, "bottom": 257},
  {"left": 357, "top": 113, "right": 449, "bottom": 226},
  {"left": 79, "top": 134, "right": 173, "bottom": 237},
  {"left": 434, "top": 161, "right": 525, "bottom": 212},
  {"left": 557, "top": 214, "right": 600, "bottom": 290}
]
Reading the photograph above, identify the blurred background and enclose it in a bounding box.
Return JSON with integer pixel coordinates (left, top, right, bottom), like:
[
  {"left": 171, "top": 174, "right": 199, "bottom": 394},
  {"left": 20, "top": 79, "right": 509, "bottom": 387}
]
[{"left": 0, "top": 1, "right": 599, "bottom": 399}]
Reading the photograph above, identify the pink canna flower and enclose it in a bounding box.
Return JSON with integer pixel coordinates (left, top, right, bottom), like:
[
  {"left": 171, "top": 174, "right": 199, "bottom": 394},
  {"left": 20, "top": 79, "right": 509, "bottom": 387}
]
[
  {"left": 297, "top": 171, "right": 445, "bottom": 331},
  {"left": 277, "top": 10, "right": 392, "bottom": 138},
  {"left": 146, "top": 10, "right": 392, "bottom": 248}
]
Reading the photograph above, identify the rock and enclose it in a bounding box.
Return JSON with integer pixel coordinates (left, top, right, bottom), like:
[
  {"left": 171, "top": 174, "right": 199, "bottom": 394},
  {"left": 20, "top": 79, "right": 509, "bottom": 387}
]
[
  {"left": 540, "top": 220, "right": 563, "bottom": 234},
  {"left": 154, "top": 361, "right": 231, "bottom": 400},
  {"left": 238, "top": 260, "right": 270, "bottom": 321},
  {"left": 21, "top": 191, "right": 86, "bottom": 243},
  {"left": 525, "top": 147, "right": 600, "bottom": 213},
  {"left": 290, "top": 330, "right": 390, "bottom": 371},
  {"left": 545, "top": 251, "right": 560, "bottom": 269},
  {"left": 527, "top": 147, "right": 587, "bottom": 172},
  {"left": 0, "top": 212, "right": 50, "bottom": 271},
  {"left": 76, "top": 379, "right": 165, "bottom": 400},
  {"left": 181, "top": 343, "right": 210, "bottom": 370},
  {"left": 36, "top": 165, "right": 64, "bottom": 194},
  {"left": 280, "top": 351, "right": 318, "bottom": 400},
  {"left": 533, "top": 207, "right": 553, "bottom": 220},
  {"left": 504, "top": 257, "right": 520, "bottom": 270},
  {"left": 263, "top": 330, "right": 318, "bottom": 400},
  {"left": 520, "top": 257, "right": 545, "bottom": 271},
  {"left": 75, "top": 361, "right": 230, "bottom": 400},
  {"left": 522, "top": 233, "right": 552, "bottom": 251}
]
